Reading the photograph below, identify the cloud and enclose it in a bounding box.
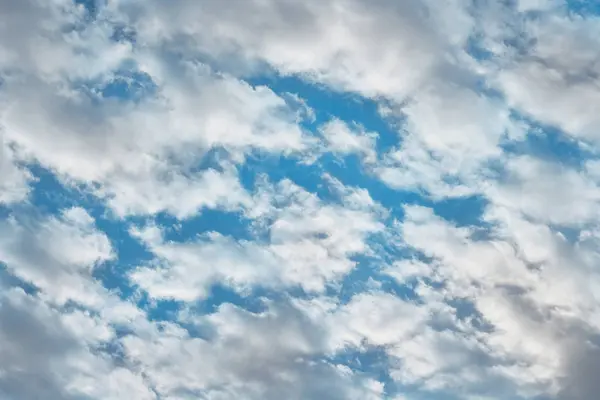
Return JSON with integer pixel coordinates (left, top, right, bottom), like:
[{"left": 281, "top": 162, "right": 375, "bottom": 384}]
[
  {"left": 392, "top": 203, "right": 600, "bottom": 397},
  {"left": 494, "top": 13, "right": 600, "bottom": 142},
  {"left": 319, "top": 119, "right": 378, "bottom": 163},
  {"left": 0, "top": 135, "right": 31, "bottom": 205},
  {"left": 130, "top": 178, "right": 384, "bottom": 300},
  {"left": 485, "top": 155, "right": 600, "bottom": 226},
  {"left": 112, "top": 0, "right": 473, "bottom": 100},
  {"left": 1, "top": 66, "right": 310, "bottom": 218},
  {"left": 2, "top": 0, "right": 600, "bottom": 399},
  {"left": 0, "top": 207, "right": 114, "bottom": 306},
  {"left": 0, "top": 0, "right": 314, "bottom": 219},
  {"left": 0, "top": 0, "right": 130, "bottom": 81},
  {"left": 122, "top": 301, "right": 385, "bottom": 400},
  {"left": 557, "top": 339, "right": 600, "bottom": 400},
  {"left": 376, "top": 81, "right": 518, "bottom": 197},
  {"left": 0, "top": 287, "right": 154, "bottom": 400}
]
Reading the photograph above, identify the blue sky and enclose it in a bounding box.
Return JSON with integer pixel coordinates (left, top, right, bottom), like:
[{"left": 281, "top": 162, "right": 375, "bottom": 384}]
[{"left": 1, "top": 0, "right": 600, "bottom": 399}]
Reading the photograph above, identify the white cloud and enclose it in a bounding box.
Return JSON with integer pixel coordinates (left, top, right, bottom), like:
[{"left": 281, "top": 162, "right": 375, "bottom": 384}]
[
  {"left": 112, "top": 0, "right": 473, "bottom": 100},
  {"left": 0, "top": 207, "right": 114, "bottom": 307},
  {"left": 2, "top": 0, "right": 600, "bottom": 399},
  {"left": 0, "top": 0, "right": 314, "bottom": 219},
  {"left": 394, "top": 204, "right": 600, "bottom": 397},
  {"left": 0, "top": 208, "right": 156, "bottom": 399},
  {"left": 0, "top": 0, "right": 130, "bottom": 82},
  {"left": 130, "top": 178, "right": 384, "bottom": 300},
  {"left": 495, "top": 14, "right": 600, "bottom": 142},
  {"left": 376, "top": 82, "right": 518, "bottom": 198},
  {"left": 319, "top": 119, "right": 378, "bottom": 163},
  {"left": 122, "top": 301, "right": 386, "bottom": 400},
  {"left": 0, "top": 135, "right": 31, "bottom": 205},
  {"left": 1, "top": 65, "right": 310, "bottom": 218},
  {"left": 296, "top": 290, "right": 514, "bottom": 397},
  {"left": 101, "top": 163, "right": 253, "bottom": 219},
  {"left": 325, "top": 291, "right": 429, "bottom": 350},
  {"left": 486, "top": 155, "right": 600, "bottom": 226},
  {"left": 0, "top": 287, "right": 154, "bottom": 400}
]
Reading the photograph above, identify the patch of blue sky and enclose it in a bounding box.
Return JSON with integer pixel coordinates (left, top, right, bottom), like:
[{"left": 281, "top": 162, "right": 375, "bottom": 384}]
[
  {"left": 25, "top": 164, "right": 92, "bottom": 216},
  {"left": 427, "top": 195, "right": 489, "bottom": 228},
  {"left": 153, "top": 286, "right": 303, "bottom": 329},
  {"left": 158, "top": 209, "right": 252, "bottom": 242},
  {"left": 333, "top": 224, "right": 437, "bottom": 306},
  {"left": 320, "top": 153, "right": 420, "bottom": 213},
  {"left": 239, "top": 152, "right": 328, "bottom": 197},
  {"left": 445, "top": 297, "right": 494, "bottom": 332},
  {"left": 111, "top": 24, "right": 137, "bottom": 44},
  {"left": 335, "top": 256, "right": 420, "bottom": 306},
  {"left": 330, "top": 347, "right": 396, "bottom": 396},
  {"left": 98, "top": 69, "right": 156, "bottom": 101},
  {"left": 140, "top": 296, "right": 183, "bottom": 323},
  {"left": 190, "top": 284, "right": 268, "bottom": 315},
  {"left": 241, "top": 144, "right": 417, "bottom": 225},
  {"left": 247, "top": 74, "right": 401, "bottom": 154},
  {"left": 502, "top": 113, "right": 597, "bottom": 169},
  {"left": 566, "top": 0, "right": 600, "bottom": 15},
  {"left": 0, "top": 202, "right": 10, "bottom": 221},
  {"left": 74, "top": 0, "right": 97, "bottom": 16},
  {"left": 465, "top": 34, "right": 495, "bottom": 62}
]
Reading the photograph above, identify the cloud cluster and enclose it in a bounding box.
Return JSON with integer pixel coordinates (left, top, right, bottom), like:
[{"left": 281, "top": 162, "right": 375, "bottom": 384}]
[{"left": 2, "top": 0, "right": 600, "bottom": 399}]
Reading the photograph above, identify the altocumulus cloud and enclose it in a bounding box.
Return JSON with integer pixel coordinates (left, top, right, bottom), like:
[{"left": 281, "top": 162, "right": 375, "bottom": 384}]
[{"left": 1, "top": 0, "right": 600, "bottom": 399}]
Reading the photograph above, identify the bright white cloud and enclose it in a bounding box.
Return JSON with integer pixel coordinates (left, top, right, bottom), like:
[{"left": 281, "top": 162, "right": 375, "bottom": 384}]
[
  {"left": 319, "top": 119, "right": 378, "bottom": 163},
  {"left": 0, "top": 0, "right": 314, "bottom": 219},
  {"left": 130, "top": 178, "right": 384, "bottom": 300},
  {"left": 0, "top": 207, "right": 114, "bottom": 307},
  {"left": 376, "top": 81, "right": 519, "bottom": 198},
  {"left": 485, "top": 155, "right": 600, "bottom": 226},
  {"left": 111, "top": 0, "right": 474, "bottom": 100},
  {"left": 1, "top": 0, "right": 600, "bottom": 399}
]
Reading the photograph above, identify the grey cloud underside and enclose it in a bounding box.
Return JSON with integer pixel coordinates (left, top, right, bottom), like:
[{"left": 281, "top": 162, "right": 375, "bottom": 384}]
[{"left": 2, "top": 0, "right": 600, "bottom": 399}]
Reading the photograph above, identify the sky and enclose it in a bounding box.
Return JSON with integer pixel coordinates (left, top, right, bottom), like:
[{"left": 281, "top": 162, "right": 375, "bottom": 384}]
[{"left": 1, "top": 0, "right": 600, "bottom": 399}]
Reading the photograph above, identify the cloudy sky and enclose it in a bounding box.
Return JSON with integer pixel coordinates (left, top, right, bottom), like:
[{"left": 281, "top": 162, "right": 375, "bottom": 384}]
[{"left": 1, "top": 0, "right": 600, "bottom": 399}]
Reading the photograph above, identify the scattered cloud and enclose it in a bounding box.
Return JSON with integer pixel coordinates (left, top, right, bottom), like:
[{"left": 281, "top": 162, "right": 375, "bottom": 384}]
[{"left": 1, "top": 0, "right": 600, "bottom": 399}]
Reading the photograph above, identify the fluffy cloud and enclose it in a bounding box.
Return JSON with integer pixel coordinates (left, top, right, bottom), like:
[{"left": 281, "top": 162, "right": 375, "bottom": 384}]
[
  {"left": 123, "top": 301, "right": 385, "bottom": 400},
  {"left": 1, "top": 66, "right": 309, "bottom": 217},
  {"left": 0, "top": 207, "right": 114, "bottom": 306},
  {"left": 319, "top": 119, "right": 378, "bottom": 163},
  {"left": 112, "top": 0, "right": 473, "bottom": 100},
  {"left": 485, "top": 155, "right": 600, "bottom": 226},
  {"left": 391, "top": 203, "right": 600, "bottom": 398},
  {"left": 0, "top": 0, "right": 314, "bottom": 219},
  {"left": 130, "top": 178, "right": 384, "bottom": 300},
  {"left": 0, "top": 137, "right": 31, "bottom": 205},
  {"left": 376, "top": 82, "right": 518, "bottom": 197},
  {"left": 0, "top": 286, "right": 153, "bottom": 400},
  {"left": 495, "top": 14, "right": 600, "bottom": 142},
  {"left": 2, "top": 0, "right": 600, "bottom": 399}
]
